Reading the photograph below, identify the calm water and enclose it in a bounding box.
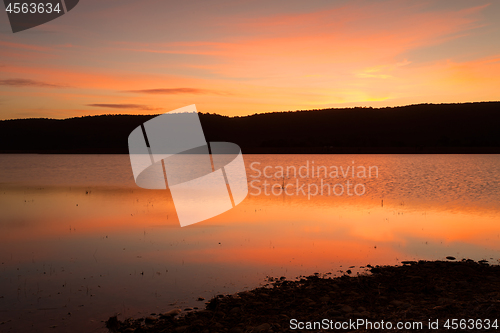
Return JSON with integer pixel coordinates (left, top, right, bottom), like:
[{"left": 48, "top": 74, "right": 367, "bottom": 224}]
[{"left": 1, "top": 154, "right": 500, "bottom": 332}]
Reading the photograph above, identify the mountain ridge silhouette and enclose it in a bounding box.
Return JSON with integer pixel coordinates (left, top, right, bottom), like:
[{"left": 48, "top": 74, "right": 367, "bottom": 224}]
[{"left": 1, "top": 102, "right": 499, "bottom": 154}]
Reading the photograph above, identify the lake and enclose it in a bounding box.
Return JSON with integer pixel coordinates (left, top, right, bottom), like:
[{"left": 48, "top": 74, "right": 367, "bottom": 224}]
[{"left": 1, "top": 154, "right": 499, "bottom": 332}]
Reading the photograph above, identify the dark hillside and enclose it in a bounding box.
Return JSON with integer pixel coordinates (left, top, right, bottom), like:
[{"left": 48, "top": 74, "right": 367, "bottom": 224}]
[{"left": 1, "top": 102, "right": 499, "bottom": 153}]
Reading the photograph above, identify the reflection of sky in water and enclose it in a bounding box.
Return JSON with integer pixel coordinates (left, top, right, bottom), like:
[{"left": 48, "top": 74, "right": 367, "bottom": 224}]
[{"left": 0, "top": 154, "right": 499, "bottom": 332}]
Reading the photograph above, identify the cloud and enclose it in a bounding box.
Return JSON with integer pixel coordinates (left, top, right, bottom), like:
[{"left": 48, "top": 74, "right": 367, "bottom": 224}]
[
  {"left": 115, "top": 41, "right": 223, "bottom": 56},
  {"left": 0, "top": 78, "right": 67, "bottom": 88},
  {"left": 143, "top": 2, "right": 488, "bottom": 81},
  {"left": 0, "top": 40, "right": 52, "bottom": 51},
  {"left": 86, "top": 103, "right": 161, "bottom": 111},
  {"left": 356, "top": 59, "right": 412, "bottom": 79},
  {"left": 126, "top": 87, "right": 223, "bottom": 95}
]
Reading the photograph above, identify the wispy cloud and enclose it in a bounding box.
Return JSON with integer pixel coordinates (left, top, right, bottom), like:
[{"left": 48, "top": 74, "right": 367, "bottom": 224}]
[
  {"left": 0, "top": 40, "right": 52, "bottom": 51},
  {"left": 86, "top": 103, "right": 161, "bottom": 111},
  {"left": 0, "top": 78, "right": 67, "bottom": 88},
  {"left": 113, "top": 41, "right": 223, "bottom": 56},
  {"left": 126, "top": 87, "right": 223, "bottom": 95},
  {"left": 356, "top": 59, "right": 412, "bottom": 79}
]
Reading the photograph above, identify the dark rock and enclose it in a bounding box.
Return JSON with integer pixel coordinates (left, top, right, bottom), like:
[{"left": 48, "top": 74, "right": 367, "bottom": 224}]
[
  {"left": 341, "top": 305, "right": 353, "bottom": 313},
  {"left": 163, "top": 309, "right": 181, "bottom": 317},
  {"left": 255, "top": 323, "right": 271, "bottom": 332},
  {"left": 173, "top": 326, "right": 188, "bottom": 333},
  {"left": 105, "top": 316, "right": 120, "bottom": 331},
  {"left": 229, "top": 328, "right": 244, "bottom": 333}
]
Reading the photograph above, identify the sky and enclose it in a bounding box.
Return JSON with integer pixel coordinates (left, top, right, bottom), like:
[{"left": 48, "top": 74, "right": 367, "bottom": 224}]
[{"left": 0, "top": 0, "right": 500, "bottom": 120}]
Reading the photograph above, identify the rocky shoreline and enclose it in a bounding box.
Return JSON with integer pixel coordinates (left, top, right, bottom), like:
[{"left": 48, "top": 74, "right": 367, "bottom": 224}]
[{"left": 106, "top": 259, "right": 500, "bottom": 332}]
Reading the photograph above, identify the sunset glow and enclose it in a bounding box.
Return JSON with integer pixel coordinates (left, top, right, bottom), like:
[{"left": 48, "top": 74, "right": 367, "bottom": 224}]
[{"left": 1, "top": 0, "right": 500, "bottom": 119}]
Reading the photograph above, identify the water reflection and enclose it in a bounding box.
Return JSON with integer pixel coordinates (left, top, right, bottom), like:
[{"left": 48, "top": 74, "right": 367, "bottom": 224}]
[{"left": 0, "top": 154, "right": 499, "bottom": 332}]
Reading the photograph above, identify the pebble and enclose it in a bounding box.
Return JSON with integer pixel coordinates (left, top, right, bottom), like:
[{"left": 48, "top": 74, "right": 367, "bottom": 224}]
[
  {"left": 163, "top": 309, "right": 181, "bottom": 317},
  {"left": 341, "top": 305, "right": 353, "bottom": 313},
  {"left": 229, "top": 328, "right": 244, "bottom": 333},
  {"left": 255, "top": 323, "right": 271, "bottom": 332},
  {"left": 390, "top": 300, "right": 411, "bottom": 308},
  {"left": 328, "top": 310, "right": 342, "bottom": 316}
]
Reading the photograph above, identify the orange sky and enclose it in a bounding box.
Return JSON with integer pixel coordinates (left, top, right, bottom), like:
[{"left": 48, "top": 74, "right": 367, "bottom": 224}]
[{"left": 1, "top": 0, "right": 500, "bottom": 119}]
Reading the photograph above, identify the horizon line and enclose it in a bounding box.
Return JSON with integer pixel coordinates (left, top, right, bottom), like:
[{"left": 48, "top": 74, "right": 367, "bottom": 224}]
[{"left": 2, "top": 100, "right": 500, "bottom": 122}]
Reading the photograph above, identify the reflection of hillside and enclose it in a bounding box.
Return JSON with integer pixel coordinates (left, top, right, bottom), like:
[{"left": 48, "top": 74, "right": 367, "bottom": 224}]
[{"left": 1, "top": 102, "right": 499, "bottom": 153}]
